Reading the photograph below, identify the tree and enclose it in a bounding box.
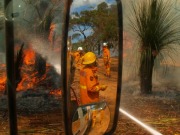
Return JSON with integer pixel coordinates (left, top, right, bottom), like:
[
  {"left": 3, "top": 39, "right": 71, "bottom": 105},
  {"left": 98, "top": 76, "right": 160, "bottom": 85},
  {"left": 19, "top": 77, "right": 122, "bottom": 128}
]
[
  {"left": 70, "top": 11, "right": 93, "bottom": 40},
  {"left": 129, "top": 0, "right": 180, "bottom": 94},
  {"left": 69, "top": 2, "right": 118, "bottom": 52}
]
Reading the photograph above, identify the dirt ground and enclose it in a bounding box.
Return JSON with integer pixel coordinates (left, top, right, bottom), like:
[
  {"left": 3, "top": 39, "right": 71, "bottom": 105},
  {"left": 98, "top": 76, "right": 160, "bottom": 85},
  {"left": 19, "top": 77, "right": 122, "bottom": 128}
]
[{"left": 0, "top": 57, "right": 179, "bottom": 135}]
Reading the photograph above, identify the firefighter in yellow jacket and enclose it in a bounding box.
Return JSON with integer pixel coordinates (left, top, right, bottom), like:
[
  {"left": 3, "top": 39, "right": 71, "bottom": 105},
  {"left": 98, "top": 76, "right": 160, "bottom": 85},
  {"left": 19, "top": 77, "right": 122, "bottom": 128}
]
[
  {"left": 71, "top": 47, "right": 84, "bottom": 70},
  {"left": 79, "top": 52, "right": 107, "bottom": 105},
  {"left": 102, "top": 42, "right": 111, "bottom": 77}
]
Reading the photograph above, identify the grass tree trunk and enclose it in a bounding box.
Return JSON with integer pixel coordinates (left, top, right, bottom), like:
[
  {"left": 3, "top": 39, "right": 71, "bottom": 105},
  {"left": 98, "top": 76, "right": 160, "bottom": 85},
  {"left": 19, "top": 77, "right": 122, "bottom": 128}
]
[
  {"left": 35, "top": 53, "right": 46, "bottom": 77},
  {"left": 139, "top": 51, "right": 155, "bottom": 94}
]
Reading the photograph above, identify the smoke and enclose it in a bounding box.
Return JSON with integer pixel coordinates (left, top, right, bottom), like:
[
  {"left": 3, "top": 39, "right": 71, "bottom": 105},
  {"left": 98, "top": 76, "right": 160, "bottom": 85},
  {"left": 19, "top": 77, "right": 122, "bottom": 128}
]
[
  {"left": 121, "top": 32, "right": 180, "bottom": 98},
  {"left": 29, "top": 34, "right": 62, "bottom": 74},
  {"left": 10, "top": 0, "right": 65, "bottom": 74}
]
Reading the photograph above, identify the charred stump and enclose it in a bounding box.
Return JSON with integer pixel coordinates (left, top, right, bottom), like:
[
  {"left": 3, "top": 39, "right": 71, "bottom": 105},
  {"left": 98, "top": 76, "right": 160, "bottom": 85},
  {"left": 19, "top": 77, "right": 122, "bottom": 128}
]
[
  {"left": 4, "top": 43, "right": 24, "bottom": 95},
  {"left": 139, "top": 52, "right": 155, "bottom": 94},
  {"left": 35, "top": 53, "right": 46, "bottom": 77}
]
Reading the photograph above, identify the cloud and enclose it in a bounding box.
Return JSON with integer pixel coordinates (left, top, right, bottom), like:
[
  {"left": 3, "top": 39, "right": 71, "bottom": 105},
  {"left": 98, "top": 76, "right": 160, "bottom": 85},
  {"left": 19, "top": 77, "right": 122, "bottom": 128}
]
[
  {"left": 71, "top": 0, "right": 106, "bottom": 12},
  {"left": 72, "top": 0, "right": 105, "bottom": 8}
]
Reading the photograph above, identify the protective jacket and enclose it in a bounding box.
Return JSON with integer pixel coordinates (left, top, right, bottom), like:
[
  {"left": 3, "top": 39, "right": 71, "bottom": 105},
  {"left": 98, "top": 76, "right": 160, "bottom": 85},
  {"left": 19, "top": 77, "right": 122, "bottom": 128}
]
[
  {"left": 102, "top": 47, "right": 110, "bottom": 76},
  {"left": 71, "top": 51, "right": 84, "bottom": 69},
  {"left": 79, "top": 66, "right": 100, "bottom": 105}
]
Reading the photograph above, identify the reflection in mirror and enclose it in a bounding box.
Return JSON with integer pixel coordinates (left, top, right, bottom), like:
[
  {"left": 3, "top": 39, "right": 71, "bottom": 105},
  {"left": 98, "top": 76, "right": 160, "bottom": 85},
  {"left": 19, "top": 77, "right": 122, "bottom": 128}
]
[
  {"left": 68, "top": 0, "right": 119, "bottom": 134},
  {"left": 72, "top": 101, "right": 110, "bottom": 135}
]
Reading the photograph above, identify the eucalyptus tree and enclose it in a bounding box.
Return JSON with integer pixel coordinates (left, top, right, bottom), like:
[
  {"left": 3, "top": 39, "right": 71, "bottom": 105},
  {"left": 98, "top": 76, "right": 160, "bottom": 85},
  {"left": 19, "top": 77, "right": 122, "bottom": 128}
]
[
  {"left": 70, "top": 2, "right": 118, "bottom": 52},
  {"left": 129, "top": 0, "right": 180, "bottom": 94},
  {"left": 70, "top": 11, "right": 94, "bottom": 40}
]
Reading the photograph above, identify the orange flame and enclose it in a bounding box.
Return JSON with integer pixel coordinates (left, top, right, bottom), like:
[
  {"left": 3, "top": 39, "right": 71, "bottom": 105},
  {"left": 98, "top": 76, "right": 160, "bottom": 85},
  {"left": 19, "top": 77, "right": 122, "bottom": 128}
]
[
  {"left": 0, "top": 75, "right": 6, "bottom": 91},
  {"left": 23, "top": 49, "right": 35, "bottom": 65},
  {"left": 0, "top": 64, "right": 6, "bottom": 91},
  {"left": 0, "top": 49, "right": 51, "bottom": 91},
  {"left": 49, "top": 89, "right": 62, "bottom": 96}
]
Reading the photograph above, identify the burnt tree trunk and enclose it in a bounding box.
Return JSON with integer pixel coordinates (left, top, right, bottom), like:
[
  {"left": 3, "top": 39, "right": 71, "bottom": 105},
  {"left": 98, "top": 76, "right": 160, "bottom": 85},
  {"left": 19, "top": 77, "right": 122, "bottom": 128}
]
[
  {"left": 35, "top": 53, "right": 46, "bottom": 77},
  {"left": 139, "top": 52, "right": 155, "bottom": 94},
  {"left": 15, "top": 43, "right": 24, "bottom": 88},
  {"left": 4, "top": 43, "right": 24, "bottom": 95}
]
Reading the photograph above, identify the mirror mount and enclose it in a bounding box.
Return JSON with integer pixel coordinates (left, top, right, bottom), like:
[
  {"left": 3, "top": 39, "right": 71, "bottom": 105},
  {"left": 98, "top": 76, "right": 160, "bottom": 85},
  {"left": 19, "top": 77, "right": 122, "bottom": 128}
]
[
  {"left": 104, "top": 0, "right": 123, "bottom": 134},
  {"left": 72, "top": 101, "right": 110, "bottom": 135},
  {"left": 4, "top": 0, "right": 18, "bottom": 134},
  {"left": 61, "top": 0, "right": 73, "bottom": 135}
]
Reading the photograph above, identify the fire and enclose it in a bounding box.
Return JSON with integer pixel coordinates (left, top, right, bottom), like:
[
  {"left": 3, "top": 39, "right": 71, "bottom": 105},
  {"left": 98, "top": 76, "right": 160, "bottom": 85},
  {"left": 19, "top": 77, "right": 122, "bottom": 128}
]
[
  {"left": 0, "top": 64, "right": 6, "bottom": 91},
  {"left": 0, "top": 74, "right": 6, "bottom": 91},
  {"left": 23, "top": 49, "right": 35, "bottom": 65},
  {"left": 49, "top": 89, "right": 62, "bottom": 96},
  {"left": 16, "top": 71, "right": 47, "bottom": 91},
  {"left": 0, "top": 49, "right": 49, "bottom": 92}
]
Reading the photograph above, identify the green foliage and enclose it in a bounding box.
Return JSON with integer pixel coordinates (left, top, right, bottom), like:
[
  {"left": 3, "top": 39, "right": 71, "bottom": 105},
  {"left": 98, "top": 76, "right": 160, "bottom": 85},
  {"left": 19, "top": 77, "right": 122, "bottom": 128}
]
[
  {"left": 92, "top": 3, "right": 118, "bottom": 41},
  {"left": 97, "top": 2, "right": 108, "bottom": 11},
  {"left": 70, "top": 2, "right": 118, "bottom": 51},
  {"left": 129, "top": 0, "right": 180, "bottom": 94},
  {"left": 129, "top": 0, "right": 180, "bottom": 62}
]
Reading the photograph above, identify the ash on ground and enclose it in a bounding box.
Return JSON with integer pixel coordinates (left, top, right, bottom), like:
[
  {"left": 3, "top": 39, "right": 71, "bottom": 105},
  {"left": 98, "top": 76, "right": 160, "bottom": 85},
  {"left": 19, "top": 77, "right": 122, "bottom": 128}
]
[{"left": 0, "top": 88, "right": 62, "bottom": 114}]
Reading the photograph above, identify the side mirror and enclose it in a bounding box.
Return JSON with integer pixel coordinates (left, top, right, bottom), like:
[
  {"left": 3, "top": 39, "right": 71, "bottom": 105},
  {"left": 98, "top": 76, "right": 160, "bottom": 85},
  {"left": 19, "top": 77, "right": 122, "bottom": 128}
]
[
  {"left": 72, "top": 102, "right": 110, "bottom": 135},
  {"left": 61, "top": 0, "right": 123, "bottom": 134},
  {"left": 72, "top": 101, "right": 110, "bottom": 135}
]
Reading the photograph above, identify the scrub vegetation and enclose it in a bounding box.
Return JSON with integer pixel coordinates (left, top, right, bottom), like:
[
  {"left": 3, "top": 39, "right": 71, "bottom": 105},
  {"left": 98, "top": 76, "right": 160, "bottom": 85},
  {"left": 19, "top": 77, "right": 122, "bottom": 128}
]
[{"left": 128, "top": 0, "right": 180, "bottom": 94}]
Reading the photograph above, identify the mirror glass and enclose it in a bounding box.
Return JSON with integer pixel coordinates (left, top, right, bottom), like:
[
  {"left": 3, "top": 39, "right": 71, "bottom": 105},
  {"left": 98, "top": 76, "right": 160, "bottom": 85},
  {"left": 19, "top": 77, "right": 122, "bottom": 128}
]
[
  {"left": 67, "top": 0, "right": 119, "bottom": 134},
  {"left": 72, "top": 101, "right": 110, "bottom": 135}
]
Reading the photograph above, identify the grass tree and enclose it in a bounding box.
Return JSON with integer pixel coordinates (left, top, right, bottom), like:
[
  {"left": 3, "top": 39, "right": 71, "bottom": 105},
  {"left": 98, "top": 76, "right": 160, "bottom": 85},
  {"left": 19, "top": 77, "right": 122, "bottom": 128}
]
[{"left": 129, "top": 0, "right": 180, "bottom": 94}]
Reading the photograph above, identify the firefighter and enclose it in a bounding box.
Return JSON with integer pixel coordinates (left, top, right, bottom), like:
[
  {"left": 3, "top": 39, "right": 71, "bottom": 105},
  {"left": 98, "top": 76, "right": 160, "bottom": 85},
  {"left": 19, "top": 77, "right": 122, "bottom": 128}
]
[
  {"left": 102, "top": 42, "right": 111, "bottom": 77},
  {"left": 71, "top": 47, "right": 84, "bottom": 70},
  {"left": 79, "top": 52, "right": 107, "bottom": 105}
]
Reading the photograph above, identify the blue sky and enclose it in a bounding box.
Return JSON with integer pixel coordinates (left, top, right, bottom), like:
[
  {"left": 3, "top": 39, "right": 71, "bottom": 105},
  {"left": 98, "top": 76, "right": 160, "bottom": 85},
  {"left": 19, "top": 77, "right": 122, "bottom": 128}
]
[
  {"left": 70, "top": 0, "right": 116, "bottom": 14},
  {"left": 69, "top": 0, "right": 117, "bottom": 43}
]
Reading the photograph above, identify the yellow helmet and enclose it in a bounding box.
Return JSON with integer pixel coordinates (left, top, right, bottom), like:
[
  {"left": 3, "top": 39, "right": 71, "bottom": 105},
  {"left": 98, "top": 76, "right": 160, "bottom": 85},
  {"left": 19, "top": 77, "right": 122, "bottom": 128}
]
[{"left": 82, "top": 52, "right": 96, "bottom": 65}]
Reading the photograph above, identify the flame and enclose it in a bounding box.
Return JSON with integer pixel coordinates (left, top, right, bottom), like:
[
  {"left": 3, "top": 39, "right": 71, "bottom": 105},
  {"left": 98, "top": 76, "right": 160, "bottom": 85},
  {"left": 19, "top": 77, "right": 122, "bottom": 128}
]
[
  {"left": 23, "top": 49, "right": 35, "bottom": 65},
  {"left": 0, "top": 74, "right": 6, "bottom": 91},
  {"left": 0, "top": 49, "right": 51, "bottom": 91},
  {"left": 0, "top": 64, "right": 6, "bottom": 91},
  {"left": 49, "top": 89, "right": 62, "bottom": 96},
  {"left": 16, "top": 68, "right": 48, "bottom": 91}
]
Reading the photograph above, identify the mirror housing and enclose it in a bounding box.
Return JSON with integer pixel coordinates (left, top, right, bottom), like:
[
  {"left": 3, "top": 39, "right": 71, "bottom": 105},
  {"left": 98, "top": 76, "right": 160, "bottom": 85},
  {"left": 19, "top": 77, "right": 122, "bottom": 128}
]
[
  {"left": 72, "top": 101, "right": 110, "bottom": 135},
  {"left": 61, "top": 0, "right": 123, "bottom": 134}
]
